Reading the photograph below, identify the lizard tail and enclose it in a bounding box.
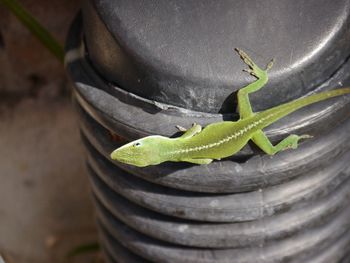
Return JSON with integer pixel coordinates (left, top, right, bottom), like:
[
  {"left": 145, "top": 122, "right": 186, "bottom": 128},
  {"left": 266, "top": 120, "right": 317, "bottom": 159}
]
[{"left": 258, "top": 87, "right": 350, "bottom": 126}]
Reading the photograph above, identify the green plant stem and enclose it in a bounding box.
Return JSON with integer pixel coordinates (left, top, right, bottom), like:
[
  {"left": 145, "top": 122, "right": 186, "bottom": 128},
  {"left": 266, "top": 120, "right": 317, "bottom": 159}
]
[
  {"left": 0, "top": 0, "right": 64, "bottom": 62},
  {"left": 66, "top": 242, "right": 100, "bottom": 258}
]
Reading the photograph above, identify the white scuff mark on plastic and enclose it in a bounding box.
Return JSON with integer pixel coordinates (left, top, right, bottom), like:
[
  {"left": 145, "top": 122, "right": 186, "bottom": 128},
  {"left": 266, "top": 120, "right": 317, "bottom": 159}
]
[
  {"left": 209, "top": 200, "right": 219, "bottom": 207},
  {"left": 234, "top": 164, "right": 243, "bottom": 173},
  {"left": 178, "top": 225, "right": 189, "bottom": 232}
]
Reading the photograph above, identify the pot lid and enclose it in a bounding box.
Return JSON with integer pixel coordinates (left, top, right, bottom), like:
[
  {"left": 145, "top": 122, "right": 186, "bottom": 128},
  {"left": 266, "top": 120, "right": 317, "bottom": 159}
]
[{"left": 83, "top": 0, "right": 350, "bottom": 113}]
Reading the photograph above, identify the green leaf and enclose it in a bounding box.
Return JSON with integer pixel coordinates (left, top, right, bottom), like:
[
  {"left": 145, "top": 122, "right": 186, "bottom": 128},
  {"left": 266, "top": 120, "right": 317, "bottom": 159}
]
[
  {"left": 66, "top": 242, "right": 100, "bottom": 258},
  {"left": 0, "top": 0, "right": 64, "bottom": 62}
]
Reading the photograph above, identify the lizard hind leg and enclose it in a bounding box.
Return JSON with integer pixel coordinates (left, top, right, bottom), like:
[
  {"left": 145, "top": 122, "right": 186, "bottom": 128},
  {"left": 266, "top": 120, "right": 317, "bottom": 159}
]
[
  {"left": 252, "top": 130, "right": 312, "bottom": 155},
  {"left": 235, "top": 49, "right": 274, "bottom": 119}
]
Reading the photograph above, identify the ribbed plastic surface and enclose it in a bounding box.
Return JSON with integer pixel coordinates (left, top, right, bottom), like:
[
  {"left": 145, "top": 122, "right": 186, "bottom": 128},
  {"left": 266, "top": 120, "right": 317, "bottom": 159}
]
[{"left": 65, "top": 7, "right": 350, "bottom": 262}]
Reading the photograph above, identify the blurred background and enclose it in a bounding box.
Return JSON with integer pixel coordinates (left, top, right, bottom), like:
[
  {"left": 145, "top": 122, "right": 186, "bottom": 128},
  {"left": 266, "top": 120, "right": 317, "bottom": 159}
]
[{"left": 0, "top": 1, "right": 100, "bottom": 262}]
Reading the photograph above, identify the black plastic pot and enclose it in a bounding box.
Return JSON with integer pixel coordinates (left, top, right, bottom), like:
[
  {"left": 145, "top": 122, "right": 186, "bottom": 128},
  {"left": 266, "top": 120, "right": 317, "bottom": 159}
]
[{"left": 65, "top": 1, "right": 350, "bottom": 262}]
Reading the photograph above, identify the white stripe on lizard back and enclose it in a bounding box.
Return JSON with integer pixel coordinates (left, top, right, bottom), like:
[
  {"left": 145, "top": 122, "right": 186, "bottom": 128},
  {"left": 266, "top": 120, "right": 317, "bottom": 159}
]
[{"left": 170, "top": 113, "right": 274, "bottom": 155}]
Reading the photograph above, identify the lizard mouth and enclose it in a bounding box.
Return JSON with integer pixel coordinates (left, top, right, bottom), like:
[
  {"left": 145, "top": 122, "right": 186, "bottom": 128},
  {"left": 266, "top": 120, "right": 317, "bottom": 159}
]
[
  {"left": 110, "top": 149, "right": 132, "bottom": 162},
  {"left": 110, "top": 148, "right": 147, "bottom": 167}
]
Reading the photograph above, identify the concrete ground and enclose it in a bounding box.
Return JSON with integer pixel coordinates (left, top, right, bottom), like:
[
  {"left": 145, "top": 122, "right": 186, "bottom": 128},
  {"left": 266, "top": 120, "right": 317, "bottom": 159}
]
[
  {"left": 0, "top": 96, "right": 99, "bottom": 263},
  {"left": 0, "top": 1, "right": 100, "bottom": 262}
]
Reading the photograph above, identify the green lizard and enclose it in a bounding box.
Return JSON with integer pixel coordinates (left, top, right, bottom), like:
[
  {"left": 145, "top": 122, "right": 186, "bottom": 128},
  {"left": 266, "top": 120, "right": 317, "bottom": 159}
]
[{"left": 110, "top": 49, "right": 350, "bottom": 167}]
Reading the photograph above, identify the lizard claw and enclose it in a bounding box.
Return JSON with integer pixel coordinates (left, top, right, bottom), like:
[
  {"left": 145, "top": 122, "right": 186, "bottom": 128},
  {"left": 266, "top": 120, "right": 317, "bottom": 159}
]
[
  {"left": 300, "top": 134, "right": 313, "bottom": 139},
  {"left": 235, "top": 48, "right": 255, "bottom": 68},
  {"left": 266, "top": 59, "right": 274, "bottom": 71},
  {"left": 243, "top": 68, "right": 257, "bottom": 77}
]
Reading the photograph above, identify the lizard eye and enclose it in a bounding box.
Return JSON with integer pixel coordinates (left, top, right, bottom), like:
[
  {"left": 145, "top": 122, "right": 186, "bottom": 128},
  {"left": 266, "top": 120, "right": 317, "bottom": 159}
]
[{"left": 134, "top": 142, "right": 141, "bottom": 147}]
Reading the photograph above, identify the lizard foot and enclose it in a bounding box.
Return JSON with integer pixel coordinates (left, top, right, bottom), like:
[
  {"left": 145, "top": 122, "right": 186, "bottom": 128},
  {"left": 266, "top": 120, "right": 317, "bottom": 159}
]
[
  {"left": 287, "top": 134, "right": 313, "bottom": 149},
  {"left": 235, "top": 48, "right": 271, "bottom": 79}
]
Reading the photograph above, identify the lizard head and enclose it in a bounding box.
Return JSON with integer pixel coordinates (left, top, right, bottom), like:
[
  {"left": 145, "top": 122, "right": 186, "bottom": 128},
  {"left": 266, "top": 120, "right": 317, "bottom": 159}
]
[{"left": 110, "top": 135, "right": 169, "bottom": 167}]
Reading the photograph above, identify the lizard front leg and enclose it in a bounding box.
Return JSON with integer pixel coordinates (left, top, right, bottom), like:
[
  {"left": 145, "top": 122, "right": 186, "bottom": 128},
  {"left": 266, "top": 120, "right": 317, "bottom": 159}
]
[
  {"left": 180, "top": 158, "right": 213, "bottom": 165},
  {"left": 176, "top": 123, "right": 202, "bottom": 139},
  {"left": 235, "top": 48, "right": 274, "bottom": 119}
]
